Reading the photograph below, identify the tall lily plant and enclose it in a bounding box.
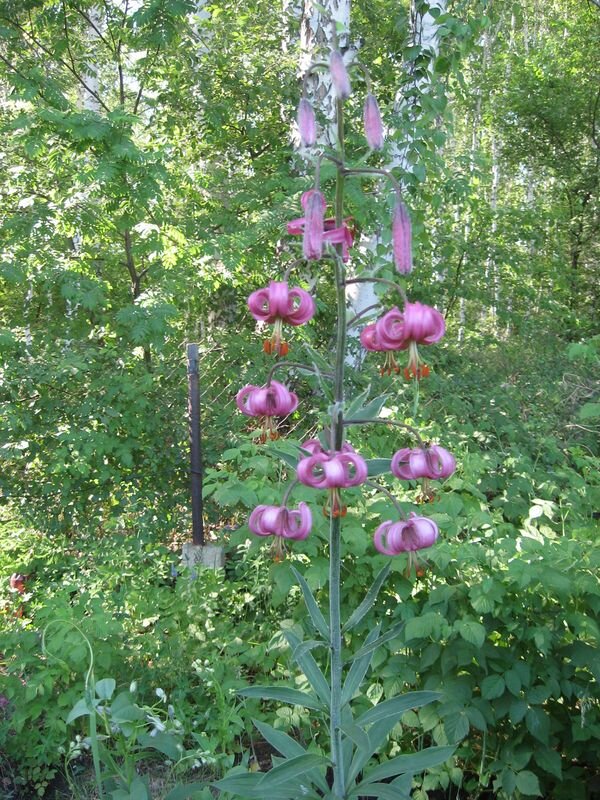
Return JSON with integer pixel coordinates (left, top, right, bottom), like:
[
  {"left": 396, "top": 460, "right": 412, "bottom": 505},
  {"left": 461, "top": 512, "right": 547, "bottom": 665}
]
[{"left": 218, "top": 32, "right": 457, "bottom": 800}]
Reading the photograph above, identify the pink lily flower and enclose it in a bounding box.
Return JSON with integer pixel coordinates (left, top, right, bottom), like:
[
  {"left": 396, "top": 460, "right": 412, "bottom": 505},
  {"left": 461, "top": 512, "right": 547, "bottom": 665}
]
[
  {"left": 248, "top": 281, "right": 316, "bottom": 356},
  {"left": 361, "top": 302, "right": 445, "bottom": 379},
  {"left": 374, "top": 513, "right": 439, "bottom": 555},
  {"left": 249, "top": 502, "right": 312, "bottom": 561},
  {"left": 363, "top": 93, "right": 384, "bottom": 150},
  {"left": 287, "top": 191, "right": 355, "bottom": 262},
  {"left": 236, "top": 380, "right": 298, "bottom": 442},
  {"left": 329, "top": 50, "right": 351, "bottom": 100},
  {"left": 297, "top": 449, "right": 367, "bottom": 518},
  {"left": 297, "top": 98, "right": 317, "bottom": 147},
  {"left": 300, "top": 438, "right": 356, "bottom": 456},
  {"left": 391, "top": 445, "right": 456, "bottom": 481},
  {"left": 392, "top": 201, "right": 412, "bottom": 274}
]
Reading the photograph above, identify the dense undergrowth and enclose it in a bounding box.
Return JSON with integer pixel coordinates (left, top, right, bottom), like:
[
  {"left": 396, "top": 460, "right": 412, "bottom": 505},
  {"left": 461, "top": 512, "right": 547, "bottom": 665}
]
[{"left": 1, "top": 332, "right": 599, "bottom": 799}]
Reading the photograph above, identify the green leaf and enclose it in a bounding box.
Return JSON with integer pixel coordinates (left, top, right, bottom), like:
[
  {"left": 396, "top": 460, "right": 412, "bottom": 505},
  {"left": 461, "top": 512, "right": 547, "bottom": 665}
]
[
  {"left": 502, "top": 768, "right": 517, "bottom": 795},
  {"left": 346, "top": 395, "right": 390, "bottom": 422},
  {"left": 359, "top": 745, "right": 456, "bottom": 784},
  {"left": 266, "top": 447, "right": 299, "bottom": 469},
  {"left": 444, "top": 711, "right": 469, "bottom": 743},
  {"left": 164, "top": 784, "right": 212, "bottom": 800},
  {"left": 252, "top": 720, "right": 330, "bottom": 796},
  {"left": 366, "top": 458, "right": 393, "bottom": 477},
  {"left": 534, "top": 747, "right": 562, "bottom": 779},
  {"left": 516, "top": 770, "right": 542, "bottom": 796},
  {"left": 350, "top": 620, "right": 404, "bottom": 661},
  {"left": 138, "top": 731, "right": 182, "bottom": 760},
  {"left": 356, "top": 692, "right": 442, "bottom": 728},
  {"left": 238, "top": 686, "right": 324, "bottom": 710},
  {"left": 66, "top": 697, "right": 96, "bottom": 724},
  {"left": 282, "top": 630, "right": 330, "bottom": 705},
  {"left": 257, "top": 753, "right": 329, "bottom": 789},
  {"left": 290, "top": 566, "right": 330, "bottom": 640},
  {"left": 212, "top": 772, "right": 265, "bottom": 797},
  {"left": 455, "top": 620, "right": 486, "bottom": 648},
  {"left": 579, "top": 402, "right": 600, "bottom": 421},
  {"left": 341, "top": 625, "right": 381, "bottom": 705},
  {"left": 94, "top": 678, "right": 116, "bottom": 700},
  {"left": 481, "top": 674, "right": 505, "bottom": 700},
  {"left": 253, "top": 719, "right": 305, "bottom": 758},
  {"left": 349, "top": 779, "right": 411, "bottom": 800},
  {"left": 343, "top": 564, "right": 391, "bottom": 632}
]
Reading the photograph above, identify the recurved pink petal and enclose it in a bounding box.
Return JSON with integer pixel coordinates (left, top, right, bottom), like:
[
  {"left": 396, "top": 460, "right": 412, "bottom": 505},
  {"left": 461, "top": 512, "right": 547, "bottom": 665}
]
[
  {"left": 360, "top": 323, "right": 385, "bottom": 352},
  {"left": 402, "top": 302, "right": 445, "bottom": 344},
  {"left": 425, "top": 446, "right": 456, "bottom": 479},
  {"left": 236, "top": 384, "right": 257, "bottom": 416},
  {"left": 297, "top": 453, "right": 329, "bottom": 488},
  {"left": 391, "top": 448, "right": 421, "bottom": 480},
  {"left": 247, "top": 287, "right": 274, "bottom": 322},
  {"left": 375, "top": 307, "right": 407, "bottom": 350},
  {"left": 286, "top": 287, "right": 316, "bottom": 325},
  {"left": 248, "top": 505, "right": 272, "bottom": 536},
  {"left": 284, "top": 502, "right": 312, "bottom": 539}
]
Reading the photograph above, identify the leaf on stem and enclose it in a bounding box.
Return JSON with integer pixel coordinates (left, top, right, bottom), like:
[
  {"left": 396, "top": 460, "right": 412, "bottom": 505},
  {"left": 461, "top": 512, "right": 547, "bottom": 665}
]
[
  {"left": 283, "top": 629, "right": 330, "bottom": 705},
  {"left": 343, "top": 563, "right": 391, "bottom": 632},
  {"left": 355, "top": 691, "right": 442, "bottom": 728},
  {"left": 238, "top": 685, "right": 325, "bottom": 711},
  {"left": 349, "top": 620, "right": 405, "bottom": 661},
  {"left": 291, "top": 565, "right": 330, "bottom": 640},
  {"left": 341, "top": 625, "right": 381, "bottom": 706}
]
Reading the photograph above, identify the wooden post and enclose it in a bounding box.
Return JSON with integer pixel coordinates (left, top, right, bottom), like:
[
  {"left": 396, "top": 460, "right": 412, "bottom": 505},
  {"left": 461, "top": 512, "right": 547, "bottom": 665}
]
[{"left": 187, "top": 343, "right": 204, "bottom": 546}]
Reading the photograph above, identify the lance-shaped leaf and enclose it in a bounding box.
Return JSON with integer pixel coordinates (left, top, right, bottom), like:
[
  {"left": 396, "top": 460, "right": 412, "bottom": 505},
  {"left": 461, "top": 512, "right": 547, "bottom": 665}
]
[
  {"left": 239, "top": 685, "right": 324, "bottom": 711},
  {"left": 291, "top": 566, "right": 330, "bottom": 640},
  {"left": 283, "top": 629, "right": 330, "bottom": 705},
  {"left": 341, "top": 719, "right": 371, "bottom": 754},
  {"left": 348, "top": 775, "right": 412, "bottom": 800},
  {"left": 348, "top": 620, "right": 405, "bottom": 662},
  {"left": 266, "top": 446, "right": 300, "bottom": 469},
  {"left": 345, "top": 386, "right": 372, "bottom": 417},
  {"left": 253, "top": 720, "right": 330, "bottom": 796},
  {"left": 343, "top": 563, "right": 391, "bottom": 632},
  {"left": 212, "top": 772, "right": 275, "bottom": 798},
  {"left": 164, "top": 783, "right": 212, "bottom": 800},
  {"left": 346, "top": 393, "right": 390, "bottom": 422},
  {"left": 356, "top": 691, "right": 442, "bottom": 728},
  {"left": 257, "top": 753, "right": 330, "bottom": 790},
  {"left": 341, "top": 625, "right": 381, "bottom": 706},
  {"left": 359, "top": 745, "right": 456, "bottom": 785},
  {"left": 366, "top": 458, "right": 393, "bottom": 477}
]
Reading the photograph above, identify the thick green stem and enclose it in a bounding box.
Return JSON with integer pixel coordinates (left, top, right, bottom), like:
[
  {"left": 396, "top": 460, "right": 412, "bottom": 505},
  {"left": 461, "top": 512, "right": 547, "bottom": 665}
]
[{"left": 330, "top": 95, "right": 346, "bottom": 800}]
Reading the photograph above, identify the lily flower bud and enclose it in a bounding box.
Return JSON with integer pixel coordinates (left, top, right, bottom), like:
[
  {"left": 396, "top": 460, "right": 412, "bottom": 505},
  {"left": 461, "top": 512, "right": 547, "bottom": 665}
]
[
  {"left": 329, "top": 50, "right": 351, "bottom": 100},
  {"left": 297, "top": 98, "right": 317, "bottom": 147},
  {"left": 363, "top": 93, "right": 384, "bottom": 150},
  {"left": 392, "top": 201, "right": 413, "bottom": 274}
]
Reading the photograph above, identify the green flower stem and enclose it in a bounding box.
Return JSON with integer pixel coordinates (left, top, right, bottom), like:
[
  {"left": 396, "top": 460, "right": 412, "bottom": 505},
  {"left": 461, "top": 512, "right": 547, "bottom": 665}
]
[
  {"left": 343, "top": 418, "right": 426, "bottom": 447},
  {"left": 364, "top": 479, "right": 406, "bottom": 516},
  {"left": 344, "top": 276, "right": 408, "bottom": 305},
  {"left": 265, "top": 361, "right": 333, "bottom": 385},
  {"left": 330, "top": 94, "right": 347, "bottom": 800},
  {"left": 343, "top": 166, "right": 403, "bottom": 196}
]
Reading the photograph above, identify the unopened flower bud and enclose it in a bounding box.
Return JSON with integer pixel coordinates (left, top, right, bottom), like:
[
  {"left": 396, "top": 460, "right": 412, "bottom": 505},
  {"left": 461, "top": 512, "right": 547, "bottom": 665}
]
[
  {"left": 392, "top": 201, "right": 413, "bottom": 274},
  {"left": 363, "top": 93, "right": 384, "bottom": 150},
  {"left": 297, "top": 98, "right": 317, "bottom": 147},
  {"left": 329, "top": 50, "right": 351, "bottom": 100},
  {"left": 303, "top": 190, "right": 325, "bottom": 260}
]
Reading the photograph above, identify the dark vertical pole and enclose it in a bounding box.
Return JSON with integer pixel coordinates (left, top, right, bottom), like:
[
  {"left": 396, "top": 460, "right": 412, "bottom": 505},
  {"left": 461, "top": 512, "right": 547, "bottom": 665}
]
[{"left": 187, "top": 343, "right": 204, "bottom": 545}]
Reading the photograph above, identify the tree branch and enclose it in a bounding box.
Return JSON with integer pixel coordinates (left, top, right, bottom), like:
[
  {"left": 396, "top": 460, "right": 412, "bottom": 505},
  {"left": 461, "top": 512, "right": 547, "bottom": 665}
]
[{"left": 0, "top": 13, "right": 111, "bottom": 113}]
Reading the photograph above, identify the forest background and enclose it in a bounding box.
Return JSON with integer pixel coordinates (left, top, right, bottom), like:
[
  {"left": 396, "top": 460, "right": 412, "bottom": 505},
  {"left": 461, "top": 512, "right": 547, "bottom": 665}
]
[{"left": 0, "top": 0, "right": 599, "bottom": 798}]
